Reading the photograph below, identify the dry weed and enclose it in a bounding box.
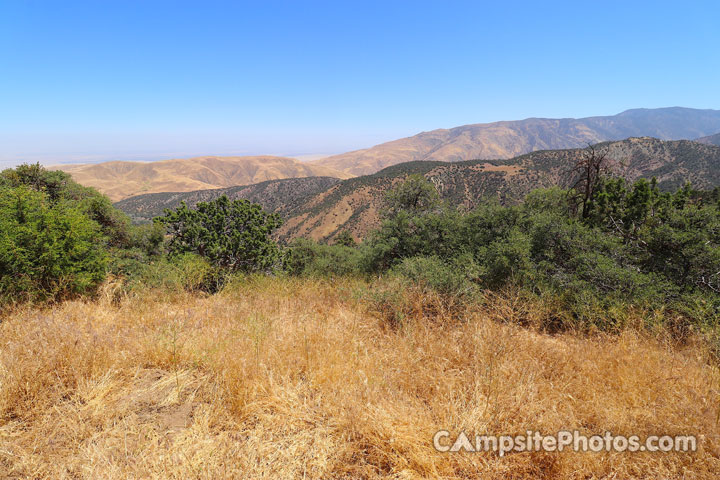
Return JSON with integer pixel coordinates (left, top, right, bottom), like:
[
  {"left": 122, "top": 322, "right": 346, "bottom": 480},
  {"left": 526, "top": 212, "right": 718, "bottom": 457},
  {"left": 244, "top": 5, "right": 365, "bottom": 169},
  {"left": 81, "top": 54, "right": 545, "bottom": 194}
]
[{"left": 0, "top": 277, "right": 718, "bottom": 478}]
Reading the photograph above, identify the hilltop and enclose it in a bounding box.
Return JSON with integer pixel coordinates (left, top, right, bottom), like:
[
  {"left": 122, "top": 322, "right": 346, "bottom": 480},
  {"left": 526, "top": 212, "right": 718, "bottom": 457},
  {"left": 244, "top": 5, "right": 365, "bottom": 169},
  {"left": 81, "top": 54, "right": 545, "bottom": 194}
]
[
  {"left": 311, "top": 107, "right": 720, "bottom": 175},
  {"left": 51, "top": 156, "right": 352, "bottom": 201},
  {"left": 116, "top": 137, "right": 720, "bottom": 242}
]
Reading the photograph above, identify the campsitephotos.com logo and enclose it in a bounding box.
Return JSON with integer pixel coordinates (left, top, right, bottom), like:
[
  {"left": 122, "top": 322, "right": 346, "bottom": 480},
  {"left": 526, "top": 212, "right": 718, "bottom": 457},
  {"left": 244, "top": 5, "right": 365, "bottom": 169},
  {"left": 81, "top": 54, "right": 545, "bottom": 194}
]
[{"left": 433, "top": 430, "right": 698, "bottom": 456}]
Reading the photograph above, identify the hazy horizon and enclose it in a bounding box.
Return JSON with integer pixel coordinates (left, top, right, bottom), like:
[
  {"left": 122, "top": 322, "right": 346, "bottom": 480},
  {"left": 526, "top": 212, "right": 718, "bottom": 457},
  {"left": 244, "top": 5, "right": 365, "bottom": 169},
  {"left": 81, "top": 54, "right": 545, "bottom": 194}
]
[
  {"left": 6, "top": 105, "right": 720, "bottom": 169},
  {"left": 2, "top": 1, "right": 720, "bottom": 167}
]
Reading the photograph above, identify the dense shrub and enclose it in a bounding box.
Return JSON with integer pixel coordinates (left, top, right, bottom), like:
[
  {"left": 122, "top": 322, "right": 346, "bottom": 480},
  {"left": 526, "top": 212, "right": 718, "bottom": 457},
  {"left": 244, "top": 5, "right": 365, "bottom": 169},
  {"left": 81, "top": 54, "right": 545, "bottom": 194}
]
[
  {"left": 382, "top": 173, "right": 441, "bottom": 216},
  {"left": 284, "top": 238, "right": 362, "bottom": 277},
  {"left": 358, "top": 175, "right": 720, "bottom": 329},
  {"left": 0, "top": 164, "right": 175, "bottom": 304},
  {"left": 157, "top": 195, "right": 282, "bottom": 273},
  {"left": 1, "top": 163, "right": 131, "bottom": 247},
  {"left": 0, "top": 186, "right": 108, "bottom": 303},
  {"left": 118, "top": 253, "right": 224, "bottom": 294},
  {"left": 389, "top": 255, "right": 477, "bottom": 297},
  {"left": 334, "top": 230, "right": 357, "bottom": 247}
]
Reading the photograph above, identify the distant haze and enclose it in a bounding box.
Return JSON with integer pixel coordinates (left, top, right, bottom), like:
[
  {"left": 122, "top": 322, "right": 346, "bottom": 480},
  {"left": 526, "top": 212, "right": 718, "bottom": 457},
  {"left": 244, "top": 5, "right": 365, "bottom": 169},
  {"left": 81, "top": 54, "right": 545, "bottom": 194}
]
[
  {"left": 2, "top": 2, "right": 719, "bottom": 169},
  {"left": 0, "top": 132, "right": 368, "bottom": 169}
]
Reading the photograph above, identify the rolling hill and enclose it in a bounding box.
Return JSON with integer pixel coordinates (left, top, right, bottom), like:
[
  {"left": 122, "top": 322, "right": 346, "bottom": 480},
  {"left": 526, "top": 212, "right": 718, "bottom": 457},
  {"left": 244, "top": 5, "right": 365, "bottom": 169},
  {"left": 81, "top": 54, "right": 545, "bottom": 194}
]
[
  {"left": 311, "top": 107, "right": 720, "bottom": 175},
  {"left": 51, "top": 156, "right": 352, "bottom": 201},
  {"left": 115, "top": 176, "right": 342, "bottom": 223},
  {"left": 116, "top": 137, "right": 720, "bottom": 242},
  {"left": 50, "top": 108, "right": 720, "bottom": 201}
]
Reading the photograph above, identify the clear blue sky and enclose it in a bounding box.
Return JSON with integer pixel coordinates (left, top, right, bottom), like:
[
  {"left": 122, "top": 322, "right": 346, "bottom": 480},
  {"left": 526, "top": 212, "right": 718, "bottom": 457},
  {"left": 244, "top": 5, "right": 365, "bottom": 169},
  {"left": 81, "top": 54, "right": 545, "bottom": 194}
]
[{"left": 1, "top": 0, "right": 719, "bottom": 165}]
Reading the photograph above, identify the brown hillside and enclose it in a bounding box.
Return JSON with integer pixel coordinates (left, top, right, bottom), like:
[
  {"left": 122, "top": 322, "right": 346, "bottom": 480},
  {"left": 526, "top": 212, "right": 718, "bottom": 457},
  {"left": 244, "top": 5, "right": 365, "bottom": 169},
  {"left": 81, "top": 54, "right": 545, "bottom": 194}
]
[
  {"left": 51, "top": 156, "right": 352, "bottom": 201},
  {"left": 115, "top": 138, "right": 720, "bottom": 243},
  {"left": 277, "top": 138, "right": 720, "bottom": 242},
  {"left": 696, "top": 132, "right": 720, "bottom": 146},
  {"left": 312, "top": 107, "right": 720, "bottom": 175}
]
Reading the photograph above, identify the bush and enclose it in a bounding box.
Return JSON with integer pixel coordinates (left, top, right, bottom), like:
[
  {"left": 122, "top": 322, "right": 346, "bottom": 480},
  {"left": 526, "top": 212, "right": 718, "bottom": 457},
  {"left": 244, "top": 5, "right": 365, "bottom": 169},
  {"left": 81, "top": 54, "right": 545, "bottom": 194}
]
[
  {"left": 285, "top": 238, "right": 362, "bottom": 277},
  {"left": 0, "top": 186, "right": 108, "bottom": 303},
  {"left": 389, "top": 255, "right": 476, "bottom": 297},
  {"left": 119, "top": 253, "right": 225, "bottom": 295},
  {"left": 157, "top": 195, "right": 282, "bottom": 273},
  {"left": 355, "top": 175, "right": 720, "bottom": 331},
  {"left": 1, "top": 163, "right": 131, "bottom": 247}
]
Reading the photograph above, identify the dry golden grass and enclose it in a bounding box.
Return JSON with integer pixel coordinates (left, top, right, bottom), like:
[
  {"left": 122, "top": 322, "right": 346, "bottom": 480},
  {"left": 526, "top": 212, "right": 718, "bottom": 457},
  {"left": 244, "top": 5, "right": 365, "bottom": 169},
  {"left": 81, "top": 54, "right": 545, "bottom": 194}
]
[{"left": 1, "top": 277, "right": 719, "bottom": 478}]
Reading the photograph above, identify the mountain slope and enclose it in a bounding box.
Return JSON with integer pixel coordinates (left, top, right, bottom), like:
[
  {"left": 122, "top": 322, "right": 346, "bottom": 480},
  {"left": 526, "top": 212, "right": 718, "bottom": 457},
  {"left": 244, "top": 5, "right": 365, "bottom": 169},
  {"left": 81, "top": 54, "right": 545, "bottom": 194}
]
[
  {"left": 696, "top": 132, "right": 720, "bottom": 146},
  {"left": 312, "top": 107, "right": 720, "bottom": 175},
  {"left": 116, "top": 138, "right": 720, "bottom": 242},
  {"left": 283, "top": 137, "right": 720, "bottom": 241},
  {"left": 51, "top": 156, "right": 352, "bottom": 201},
  {"left": 115, "top": 176, "right": 342, "bottom": 223}
]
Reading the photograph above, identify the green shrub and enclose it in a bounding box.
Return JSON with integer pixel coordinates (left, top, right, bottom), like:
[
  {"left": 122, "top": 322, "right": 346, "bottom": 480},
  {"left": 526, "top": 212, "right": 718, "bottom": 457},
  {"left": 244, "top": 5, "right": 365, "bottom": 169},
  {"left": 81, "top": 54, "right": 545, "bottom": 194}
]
[
  {"left": 477, "top": 228, "right": 533, "bottom": 288},
  {"left": 389, "top": 255, "right": 476, "bottom": 297},
  {"left": 0, "top": 186, "right": 108, "bottom": 303},
  {"left": 382, "top": 173, "right": 440, "bottom": 216},
  {"left": 354, "top": 176, "right": 720, "bottom": 332},
  {"left": 119, "top": 253, "right": 224, "bottom": 294},
  {"left": 1, "top": 163, "right": 132, "bottom": 247},
  {"left": 334, "top": 230, "right": 357, "bottom": 247},
  {"left": 285, "top": 238, "right": 363, "bottom": 277},
  {"left": 157, "top": 195, "right": 282, "bottom": 273}
]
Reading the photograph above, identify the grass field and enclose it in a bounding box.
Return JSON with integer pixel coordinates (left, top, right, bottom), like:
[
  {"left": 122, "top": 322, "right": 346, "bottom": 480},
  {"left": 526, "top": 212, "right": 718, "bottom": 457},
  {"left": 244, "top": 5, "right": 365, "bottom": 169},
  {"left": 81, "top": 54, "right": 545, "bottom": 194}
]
[{"left": 1, "top": 277, "right": 719, "bottom": 479}]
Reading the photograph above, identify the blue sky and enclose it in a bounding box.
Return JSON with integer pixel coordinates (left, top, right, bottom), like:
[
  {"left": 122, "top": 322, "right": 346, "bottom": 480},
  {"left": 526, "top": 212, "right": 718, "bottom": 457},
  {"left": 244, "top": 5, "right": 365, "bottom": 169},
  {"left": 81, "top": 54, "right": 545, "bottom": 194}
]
[{"left": 1, "top": 0, "right": 719, "bottom": 165}]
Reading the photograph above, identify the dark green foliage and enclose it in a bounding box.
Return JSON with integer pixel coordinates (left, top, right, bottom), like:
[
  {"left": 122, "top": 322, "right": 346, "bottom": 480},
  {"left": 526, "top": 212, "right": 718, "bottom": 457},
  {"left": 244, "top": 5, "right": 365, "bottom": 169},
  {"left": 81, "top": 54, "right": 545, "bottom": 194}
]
[
  {"left": 363, "top": 176, "right": 465, "bottom": 271},
  {"left": 129, "top": 222, "right": 165, "bottom": 258},
  {"left": 334, "top": 230, "right": 357, "bottom": 247},
  {"left": 355, "top": 175, "right": 720, "bottom": 329},
  {"left": 107, "top": 223, "right": 166, "bottom": 279},
  {"left": 389, "top": 255, "right": 477, "bottom": 297},
  {"left": 1, "top": 163, "right": 132, "bottom": 248},
  {"left": 156, "top": 195, "right": 282, "bottom": 273},
  {"left": 0, "top": 163, "right": 74, "bottom": 202},
  {"left": 0, "top": 164, "right": 141, "bottom": 304},
  {"left": 383, "top": 174, "right": 441, "bottom": 216},
  {"left": 284, "top": 238, "right": 362, "bottom": 277},
  {"left": 0, "top": 186, "right": 108, "bottom": 303}
]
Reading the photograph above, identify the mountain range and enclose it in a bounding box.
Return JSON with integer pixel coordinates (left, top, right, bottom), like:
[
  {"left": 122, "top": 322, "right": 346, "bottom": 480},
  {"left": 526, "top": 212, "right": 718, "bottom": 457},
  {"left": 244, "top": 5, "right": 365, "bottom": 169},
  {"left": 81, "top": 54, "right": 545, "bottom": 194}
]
[
  {"left": 54, "top": 107, "right": 720, "bottom": 201},
  {"left": 50, "top": 155, "right": 351, "bottom": 201},
  {"left": 116, "top": 137, "right": 720, "bottom": 242},
  {"left": 310, "top": 107, "right": 720, "bottom": 175}
]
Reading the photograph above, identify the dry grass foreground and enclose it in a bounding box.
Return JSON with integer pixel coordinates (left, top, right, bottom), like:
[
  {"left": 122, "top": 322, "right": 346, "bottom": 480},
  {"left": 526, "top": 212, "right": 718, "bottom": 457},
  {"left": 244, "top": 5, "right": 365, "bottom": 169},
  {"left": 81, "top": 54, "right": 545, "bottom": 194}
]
[{"left": 0, "top": 277, "right": 719, "bottom": 479}]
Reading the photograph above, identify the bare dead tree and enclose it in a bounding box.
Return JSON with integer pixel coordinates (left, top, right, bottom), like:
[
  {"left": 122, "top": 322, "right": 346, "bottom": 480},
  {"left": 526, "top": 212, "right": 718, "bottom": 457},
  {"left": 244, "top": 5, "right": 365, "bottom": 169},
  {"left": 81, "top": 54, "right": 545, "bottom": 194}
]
[{"left": 566, "top": 144, "right": 613, "bottom": 219}]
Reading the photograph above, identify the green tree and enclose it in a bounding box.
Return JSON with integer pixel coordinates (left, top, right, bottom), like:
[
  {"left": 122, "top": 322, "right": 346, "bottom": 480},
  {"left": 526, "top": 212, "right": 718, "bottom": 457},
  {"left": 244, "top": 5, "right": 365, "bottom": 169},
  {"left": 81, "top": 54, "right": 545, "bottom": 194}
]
[
  {"left": 156, "top": 195, "right": 282, "bottom": 273},
  {"left": 383, "top": 174, "right": 440, "bottom": 217}
]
